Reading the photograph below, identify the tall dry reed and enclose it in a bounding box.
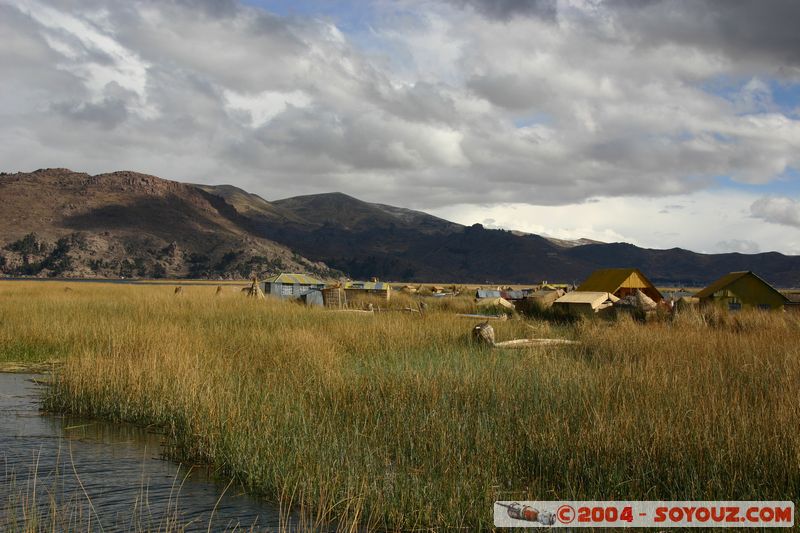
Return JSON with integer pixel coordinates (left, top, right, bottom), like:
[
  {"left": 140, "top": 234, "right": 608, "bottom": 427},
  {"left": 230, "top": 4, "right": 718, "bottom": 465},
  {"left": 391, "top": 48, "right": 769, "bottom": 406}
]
[{"left": 1, "top": 281, "right": 798, "bottom": 529}]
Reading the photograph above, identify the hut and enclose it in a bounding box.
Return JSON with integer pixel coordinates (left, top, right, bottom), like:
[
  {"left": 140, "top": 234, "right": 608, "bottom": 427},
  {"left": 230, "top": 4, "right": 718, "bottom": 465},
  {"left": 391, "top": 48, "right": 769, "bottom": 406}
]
[
  {"left": 476, "top": 289, "right": 502, "bottom": 299},
  {"left": 577, "top": 268, "right": 663, "bottom": 303},
  {"left": 523, "top": 289, "right": 564, "bottom": 310},
  {"left": 262, "top": 273, "right": 326, "bottom": 299},
  {"left": 322, "top": 286, "right": 346, "bottom": 309},
  {"left": 301, "top": 289, "right": 325, "bottom": 307},
  {"left": 695, "top": 271, "right": 789, "bottom": 310},
  {"left": 540, "top": 282, "right": 569, "bottom": 291},
  {"left": 476, "top": 297, "right": 515, "bottom": 313},
  {"left": 344, "top": 281, "right": 391, "bottom": 301},
  {"left": 552, "top": 291, "right": 619, "bottom": 316},
  {"left": 614, "top": 289, "right": 657, "bottom": 312},
  {"left": 500, "top": 289, "right": 526, "bottom": 301},
  {"left": 785, "top": 293, "right": 800, "bottom": 313},
  {"left": 612, "top": 288, "right": 658, "bottom": 320},
  {"left": 477, "top": 288, "right": 532, "bottom": 301}
]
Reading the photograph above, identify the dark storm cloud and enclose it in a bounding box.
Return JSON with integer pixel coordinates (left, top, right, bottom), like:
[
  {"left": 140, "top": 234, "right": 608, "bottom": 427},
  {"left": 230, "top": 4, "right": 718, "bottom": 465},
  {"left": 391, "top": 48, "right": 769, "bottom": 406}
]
[
  {"left": 173, "top": 0, "right": 241, "bottom": 17},
  {"left": 603, "top": 0, "right": 800, "bottom": 70},
  {"left": 447, "top": 0, "right": 800, "bottom": 70},
  {"left": 443, "top": 0, "right": 556, "bottom": 20}
]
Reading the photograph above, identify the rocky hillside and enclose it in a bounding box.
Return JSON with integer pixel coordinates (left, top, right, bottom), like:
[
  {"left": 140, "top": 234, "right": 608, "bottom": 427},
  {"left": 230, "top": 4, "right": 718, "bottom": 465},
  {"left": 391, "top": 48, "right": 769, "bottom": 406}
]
[
  {"left": 3, "top": 168, "right": 800, "bottom": 286},
  {"left": 0, "top": 169, "right": 334, "bottom": 279}
]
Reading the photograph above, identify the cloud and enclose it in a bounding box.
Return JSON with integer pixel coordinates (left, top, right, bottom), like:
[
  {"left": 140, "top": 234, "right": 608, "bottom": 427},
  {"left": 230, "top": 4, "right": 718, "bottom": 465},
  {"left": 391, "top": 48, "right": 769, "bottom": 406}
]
[
  {"left": 0, "top": 0, "right": 800, "bottom": 255},
  {"left": 443, "top": 0, "right": 800, "bottom": 72},
  {"left": 12, "top": 0, "right": 156, "bottom": 118},
  {"left": 430, "top": 191, "right": 800, "bottom": 254},
  {"left": 223, "top": 89, "right": 312, "bottom": 128},
  {"left": 51, "top": 94, "right": 130, "bottom": 129},
  {"left": 442, "top": 0, "right": 556, "bottom": 21},
  {"left": 751, "top": 197, "right": 800, "bottom": 228},
  {"left": 604, "top": 0, "right": 800, "bottom": 71}
]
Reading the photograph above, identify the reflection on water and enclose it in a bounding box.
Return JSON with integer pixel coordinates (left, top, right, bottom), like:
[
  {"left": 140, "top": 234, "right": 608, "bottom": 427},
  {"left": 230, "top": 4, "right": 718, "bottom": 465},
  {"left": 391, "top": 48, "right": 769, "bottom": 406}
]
[{"left": 0, "top": 373, "right": 283, "bottom": 531}]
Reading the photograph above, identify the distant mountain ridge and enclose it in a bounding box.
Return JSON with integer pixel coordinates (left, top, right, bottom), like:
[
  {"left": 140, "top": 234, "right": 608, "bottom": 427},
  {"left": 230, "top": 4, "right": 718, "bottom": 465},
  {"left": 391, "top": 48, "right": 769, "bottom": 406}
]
[
  {"left": 2, "top": 168, "right": 800, "bottom": 287},
  {"left": 201, "top": 183, "right": 800, "bottom": 287},
  {"left": 0, "top": 169, "right": 333, "bottom": 279}
]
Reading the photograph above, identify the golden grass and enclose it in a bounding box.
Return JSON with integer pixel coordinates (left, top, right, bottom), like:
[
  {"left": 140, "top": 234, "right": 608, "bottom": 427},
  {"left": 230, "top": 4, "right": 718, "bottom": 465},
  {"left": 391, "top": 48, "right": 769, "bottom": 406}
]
[{"left": 1, "top": 281, "right": 799, "bottom": 530}]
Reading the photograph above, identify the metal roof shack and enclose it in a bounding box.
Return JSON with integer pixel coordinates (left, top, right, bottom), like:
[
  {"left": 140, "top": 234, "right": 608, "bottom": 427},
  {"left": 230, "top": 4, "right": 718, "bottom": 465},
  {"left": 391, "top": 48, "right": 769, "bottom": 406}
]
[
  {"left": 501, "top": 290, "right": 526, "bottom": 300},
  {"left": 301, "top": 289, "right": 325, "bottom": 307},
  {"left": 476, "top": 289, "right": 527, "bottom": 300},
  {"left": 262, "top": 273, "right": 326, "bottom": 299},
  {"left": 476, "top": 289, "right": 502, "bottom": 299},
  {"left": 577, "top": 268, "right": 663, "bottom": 303},
  {"left": 695, "top": 271, "right": 789, "bottom": 311}
]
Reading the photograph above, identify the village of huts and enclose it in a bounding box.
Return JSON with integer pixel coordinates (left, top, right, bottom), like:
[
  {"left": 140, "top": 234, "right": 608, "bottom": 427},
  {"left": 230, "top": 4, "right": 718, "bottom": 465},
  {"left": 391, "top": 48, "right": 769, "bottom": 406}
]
[{"left": 255, "top": 268, "right": 795, "bottom": 319}]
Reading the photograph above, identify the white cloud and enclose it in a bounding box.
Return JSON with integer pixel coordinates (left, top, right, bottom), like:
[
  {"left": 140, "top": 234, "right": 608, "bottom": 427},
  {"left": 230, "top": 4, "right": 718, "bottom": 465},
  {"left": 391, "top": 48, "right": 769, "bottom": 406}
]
[
  {"left": 751, "top": 196, "right": 800, "bottom": 228},
  {"left": 428, "top": 191, "right": 800, "bottom": 255},
  {"left": 223, "top": 89, "right": 311, "bottom": 128},
  {"left": 11, "top": 0, "right": 156, "bottom": 118},
  {"left": 1, "top": 0, "right": 800, "bottom": 255}
]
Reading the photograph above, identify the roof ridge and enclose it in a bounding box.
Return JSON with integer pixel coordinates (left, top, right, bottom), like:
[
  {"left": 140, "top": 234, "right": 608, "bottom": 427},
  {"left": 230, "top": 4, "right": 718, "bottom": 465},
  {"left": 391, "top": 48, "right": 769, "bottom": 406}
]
[{"left": 694, "top": 271, "right": 788, "bottom": 302}]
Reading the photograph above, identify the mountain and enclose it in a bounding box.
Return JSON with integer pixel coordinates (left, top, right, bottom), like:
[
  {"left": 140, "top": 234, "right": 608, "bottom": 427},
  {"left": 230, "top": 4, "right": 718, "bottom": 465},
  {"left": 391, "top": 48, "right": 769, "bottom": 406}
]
[
  {"left": 2, "top": 168, "right": 799, "bottom": 287},
  {"left": 199, "top": 187, "right": 582, "bottom": 282},
  {"left": 0, "top": 169, "right": 334, "bottom": 279},
  {"left": 563, "top": 243, "right": 800, "bottom": 287},
  {"left": 193, "top": 184, "right": 304, "bottom": 224},
  {"left": 273, "top": 192, "right": 461, "bottom": 234},
  {"left": 201, "top": 186, "right": 800, "bottom": 287},
  {"left": 544, "top": 236, "right": 605, "bottom": 248}
]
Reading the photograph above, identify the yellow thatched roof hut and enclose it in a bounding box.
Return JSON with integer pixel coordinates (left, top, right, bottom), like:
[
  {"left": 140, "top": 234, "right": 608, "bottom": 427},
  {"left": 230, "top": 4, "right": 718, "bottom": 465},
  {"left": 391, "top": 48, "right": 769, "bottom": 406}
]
[
  {"left": 695, "top": 271, "right": 788, "bottom": 310},
  {"left": 344, "top": 281, "right": 391, "bottom": 301},
  {"left": 577, "top": 268, "right": 663, "bottom": 303}
]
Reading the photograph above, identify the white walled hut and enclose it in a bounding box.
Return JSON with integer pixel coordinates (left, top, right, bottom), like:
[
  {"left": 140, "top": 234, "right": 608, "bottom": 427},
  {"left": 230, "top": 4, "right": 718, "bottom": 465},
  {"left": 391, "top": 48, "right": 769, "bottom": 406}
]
[
  {"left": 301, "top": 289, "right": 325, "bottom": 307},
  {"left": 262, "top": 273, "right": 326, "bottom": 299}
]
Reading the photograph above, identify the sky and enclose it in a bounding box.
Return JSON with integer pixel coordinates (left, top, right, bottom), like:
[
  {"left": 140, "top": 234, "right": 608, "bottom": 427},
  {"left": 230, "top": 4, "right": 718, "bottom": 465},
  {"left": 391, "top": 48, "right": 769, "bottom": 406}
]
[{"left": 2, "top": 0, "right": 800, "bottom": 254}]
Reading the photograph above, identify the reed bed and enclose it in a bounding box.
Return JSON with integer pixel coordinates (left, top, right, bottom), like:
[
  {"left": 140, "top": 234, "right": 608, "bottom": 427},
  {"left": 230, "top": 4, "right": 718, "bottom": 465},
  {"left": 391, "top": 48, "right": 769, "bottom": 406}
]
[{"left": 1, "top": 281, "right": 799, "bottom": 530}]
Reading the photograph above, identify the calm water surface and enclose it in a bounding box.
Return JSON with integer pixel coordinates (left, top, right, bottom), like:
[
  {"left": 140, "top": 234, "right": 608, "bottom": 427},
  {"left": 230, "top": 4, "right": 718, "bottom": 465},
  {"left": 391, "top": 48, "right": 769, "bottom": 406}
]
[{"left": 0, "top": 373, "right": 286, "bottom": 531}]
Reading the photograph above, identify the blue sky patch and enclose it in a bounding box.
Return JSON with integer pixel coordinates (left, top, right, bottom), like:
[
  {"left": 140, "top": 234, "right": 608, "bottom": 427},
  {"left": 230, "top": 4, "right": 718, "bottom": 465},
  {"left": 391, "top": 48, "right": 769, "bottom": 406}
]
[
  {"left": 701, "top": 75, "right": 800, "bottom": 116},
  {"left": 715, "top": 170, "right": 800, "bottom": 196}
]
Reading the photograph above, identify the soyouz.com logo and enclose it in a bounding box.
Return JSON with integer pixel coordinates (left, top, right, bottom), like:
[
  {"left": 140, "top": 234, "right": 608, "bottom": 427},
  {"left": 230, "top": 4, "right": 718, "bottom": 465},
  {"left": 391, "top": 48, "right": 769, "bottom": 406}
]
[{"left": 494, "top": 501, "right": 795, "bottom": 528}]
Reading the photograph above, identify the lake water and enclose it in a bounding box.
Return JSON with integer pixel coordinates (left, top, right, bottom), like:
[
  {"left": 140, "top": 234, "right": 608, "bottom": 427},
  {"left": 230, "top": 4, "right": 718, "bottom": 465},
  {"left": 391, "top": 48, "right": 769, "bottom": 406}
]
[{"left": 0, "top": 373, "right": 286, "bottom": 531}]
